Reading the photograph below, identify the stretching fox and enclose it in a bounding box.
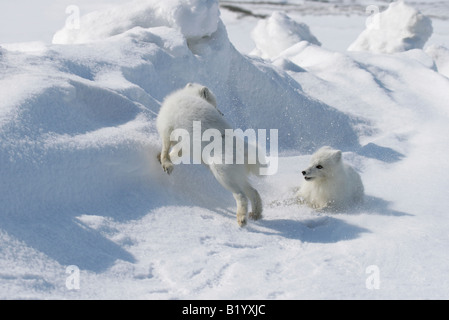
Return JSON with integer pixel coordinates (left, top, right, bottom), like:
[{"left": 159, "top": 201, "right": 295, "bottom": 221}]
[{"left": 156, "top": 83, "right": 263, "bottom": 226}]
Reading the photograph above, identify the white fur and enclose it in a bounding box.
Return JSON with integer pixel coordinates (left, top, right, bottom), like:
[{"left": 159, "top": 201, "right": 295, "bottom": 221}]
[
  {"left": 156, "top": 83, "right": 262, "bottom": 226},
  {"left": 297, "top": 146, "right": 364, "bottom": 210}
]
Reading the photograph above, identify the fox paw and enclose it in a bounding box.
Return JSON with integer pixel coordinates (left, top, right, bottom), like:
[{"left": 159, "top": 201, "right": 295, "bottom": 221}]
[
  {"left": 162, "top": 162, "right": 174, "bottom": 175},
  {"left": 249, "top": 211, "right": 262, "bottom": 221},
  {"left": 237, "top": 215, "right": 247, "bottom": 227}
]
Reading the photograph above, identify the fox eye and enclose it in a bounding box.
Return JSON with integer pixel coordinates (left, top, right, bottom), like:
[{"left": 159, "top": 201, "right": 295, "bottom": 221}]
[{"left": 316, "top": 165, "right": 323, "bottom": 169}]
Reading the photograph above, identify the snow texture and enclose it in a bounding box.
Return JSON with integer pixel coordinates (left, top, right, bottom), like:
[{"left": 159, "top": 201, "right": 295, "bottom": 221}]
[
  {"left": 251, "top": 11, "right": 321, "bottom": 59},
  {"left": 348, "top": 0, "right": 433, "bottom": 53},
  {"left": 1, "top": 0, "right": 449, "bottom": 300}
]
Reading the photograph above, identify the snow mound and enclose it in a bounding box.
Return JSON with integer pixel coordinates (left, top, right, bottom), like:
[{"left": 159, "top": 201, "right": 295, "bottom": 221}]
[
  {"left": 52, "top": 0, "right": 220, "bottom": 44},
  {"left": 348, "top": 0, "right": 433, "bottom": 54},
  {"left": 1, "top": 0, "right": 359, "bottom": 221},
  {"left": 426, "top": 45, "right": 449, "bottom": 78},
  {"left": 250, "top": 11, "right": 321, "bottom": 59}
]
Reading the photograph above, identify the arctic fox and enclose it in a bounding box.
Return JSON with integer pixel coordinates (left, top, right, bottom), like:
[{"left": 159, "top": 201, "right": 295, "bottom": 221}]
[
  {"left": 156, "top": 83, "right": 263, "bottom": 226},
  {"left": 297, "top": 146, "right": 364, "bottom": 210}
]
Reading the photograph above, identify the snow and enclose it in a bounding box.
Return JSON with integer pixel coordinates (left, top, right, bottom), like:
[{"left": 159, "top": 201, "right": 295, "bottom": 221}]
[
  {"left": 251, "top": 11, "right": 321, "bottom": 59},
  {"left": 1, "top": 0, "right": 449, "bottom": 300},
  {"left": 426, "top": 44, "right": 449, "bottom": 78},
  {"left": 52, "top": 0, "right": 220, "bottom": 44},
  {"left": 348, "top": 0, "right": 433, "bottom": 53}
]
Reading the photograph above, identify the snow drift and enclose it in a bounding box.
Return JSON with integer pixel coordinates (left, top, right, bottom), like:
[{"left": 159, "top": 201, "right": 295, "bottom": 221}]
[
  {"left": 53, "top": 0, "right": 220, "bottom": 44},
  {"left": 251, "top": 11, "right": 321, "bottom": 59},
  {"left": 348, "top": 0, "right": 433, "bottom": 53}
]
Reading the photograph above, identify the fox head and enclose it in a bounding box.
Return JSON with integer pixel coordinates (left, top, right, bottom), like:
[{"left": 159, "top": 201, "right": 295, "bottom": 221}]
[
  {"left": 185, "top": 82, "right": 217, "bottom": 107},
  {"left": 301, "top": 146, "right": 342, "bottom": 182}
]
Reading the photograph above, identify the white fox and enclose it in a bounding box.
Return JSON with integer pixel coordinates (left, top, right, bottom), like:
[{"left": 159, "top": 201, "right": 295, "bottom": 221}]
[
  {"left": 297, "top": 146, "right": 364, "bottom": 210},
  {"left": 156, "top": 83, "right": 263, "bottom": 226}
]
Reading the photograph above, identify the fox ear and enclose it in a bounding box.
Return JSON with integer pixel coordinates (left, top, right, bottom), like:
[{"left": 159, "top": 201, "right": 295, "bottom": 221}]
[
  {"left": 200, "top": 87, "right": 210, "bottom": 100},
  {"left": 333, "top": 150, "right": 342, "bottom": 162}
]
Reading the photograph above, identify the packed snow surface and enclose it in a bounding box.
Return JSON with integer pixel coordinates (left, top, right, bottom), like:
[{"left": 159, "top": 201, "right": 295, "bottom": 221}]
[{"left": 1, "top": 0, "right": 449, "bottom": 299}]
